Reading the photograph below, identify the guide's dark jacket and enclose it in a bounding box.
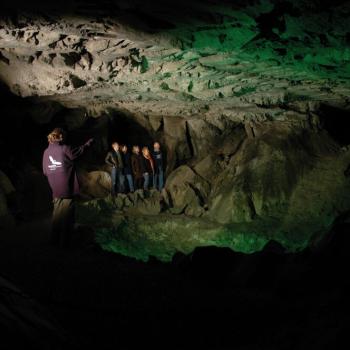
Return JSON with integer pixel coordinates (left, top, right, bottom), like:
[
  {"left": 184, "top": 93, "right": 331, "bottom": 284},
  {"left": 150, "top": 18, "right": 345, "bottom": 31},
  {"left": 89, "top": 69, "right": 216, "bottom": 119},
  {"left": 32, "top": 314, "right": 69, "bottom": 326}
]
[
  {"left": 42, "top": 141, "right": 90, "bottom": 199},
  {"left": 105, "top": 150, "right": 124, "bottom": 169}
]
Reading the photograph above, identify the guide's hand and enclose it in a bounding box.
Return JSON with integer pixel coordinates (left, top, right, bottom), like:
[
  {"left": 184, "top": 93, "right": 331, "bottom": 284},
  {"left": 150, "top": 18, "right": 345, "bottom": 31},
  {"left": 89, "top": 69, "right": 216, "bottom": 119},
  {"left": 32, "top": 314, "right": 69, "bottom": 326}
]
[{"left": 85, "top": 138, "right": 94, "bottom": 146}]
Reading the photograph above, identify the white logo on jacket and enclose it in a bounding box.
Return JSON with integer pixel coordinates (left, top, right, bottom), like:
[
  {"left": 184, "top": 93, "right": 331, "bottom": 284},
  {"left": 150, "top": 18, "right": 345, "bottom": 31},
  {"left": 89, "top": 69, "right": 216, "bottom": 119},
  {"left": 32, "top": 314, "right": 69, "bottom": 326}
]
[{"left": 48, "top": 156, "right": 62, "bottom": 170}]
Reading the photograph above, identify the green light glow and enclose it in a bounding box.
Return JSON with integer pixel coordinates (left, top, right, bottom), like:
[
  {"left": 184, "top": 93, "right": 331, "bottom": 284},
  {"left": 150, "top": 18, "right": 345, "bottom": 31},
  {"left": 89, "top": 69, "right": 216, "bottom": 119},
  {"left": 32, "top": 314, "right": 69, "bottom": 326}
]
[{"left": 76, "top": 200, "right": 331, "bottom": 262}]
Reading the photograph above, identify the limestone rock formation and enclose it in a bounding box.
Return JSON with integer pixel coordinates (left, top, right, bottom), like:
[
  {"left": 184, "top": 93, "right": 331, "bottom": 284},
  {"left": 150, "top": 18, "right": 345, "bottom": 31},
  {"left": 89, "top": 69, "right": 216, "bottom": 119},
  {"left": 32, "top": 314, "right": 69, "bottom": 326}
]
[
  {"left": 1, "top": 0, "right": 350, "bottom": 260},
  {"left": 1, "top": 0, "right": 349, "bottom": 117}
]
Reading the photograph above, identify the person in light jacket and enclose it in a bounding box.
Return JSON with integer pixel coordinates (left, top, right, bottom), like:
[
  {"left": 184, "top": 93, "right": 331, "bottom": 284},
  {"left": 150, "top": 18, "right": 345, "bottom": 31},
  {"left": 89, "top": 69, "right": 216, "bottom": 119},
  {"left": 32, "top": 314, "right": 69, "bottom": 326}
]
[{"left": 141, "top": 146, "right": 154, "bottom": 190}]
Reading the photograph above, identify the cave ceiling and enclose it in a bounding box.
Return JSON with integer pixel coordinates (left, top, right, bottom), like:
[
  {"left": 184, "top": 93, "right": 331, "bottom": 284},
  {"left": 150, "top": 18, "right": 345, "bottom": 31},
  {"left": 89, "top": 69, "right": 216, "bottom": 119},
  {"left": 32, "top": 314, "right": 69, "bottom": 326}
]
[{"left": 0, "top": 0, "right": 349, "bottom": 119}]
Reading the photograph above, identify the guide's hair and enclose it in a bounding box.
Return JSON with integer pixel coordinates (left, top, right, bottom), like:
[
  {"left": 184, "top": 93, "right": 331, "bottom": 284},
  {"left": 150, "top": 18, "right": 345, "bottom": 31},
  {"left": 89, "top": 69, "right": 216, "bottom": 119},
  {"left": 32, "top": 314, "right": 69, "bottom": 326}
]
[{"left": 47, "top": 128, "right": 64, "bottom": 144}]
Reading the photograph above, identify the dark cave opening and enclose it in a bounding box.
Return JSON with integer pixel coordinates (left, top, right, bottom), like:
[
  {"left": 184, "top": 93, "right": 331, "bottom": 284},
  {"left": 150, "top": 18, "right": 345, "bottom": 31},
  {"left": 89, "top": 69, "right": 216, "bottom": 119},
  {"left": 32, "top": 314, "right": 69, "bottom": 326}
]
[
  {"left": 318, "top": 104, "right": 350, "bottom": 146},
  {"left": 0, "top": 84, "right": 49, "bottom": 177},
  {"left": 108, "top": 111, "right": 154, "bottom": 149}
]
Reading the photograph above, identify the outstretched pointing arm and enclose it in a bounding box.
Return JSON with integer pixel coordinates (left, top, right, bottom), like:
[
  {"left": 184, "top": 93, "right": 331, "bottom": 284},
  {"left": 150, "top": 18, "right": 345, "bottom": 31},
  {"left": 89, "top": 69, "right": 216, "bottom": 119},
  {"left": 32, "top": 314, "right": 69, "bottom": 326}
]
[{"left": 65, "top": 138, "right": 94, "bottom": 160}]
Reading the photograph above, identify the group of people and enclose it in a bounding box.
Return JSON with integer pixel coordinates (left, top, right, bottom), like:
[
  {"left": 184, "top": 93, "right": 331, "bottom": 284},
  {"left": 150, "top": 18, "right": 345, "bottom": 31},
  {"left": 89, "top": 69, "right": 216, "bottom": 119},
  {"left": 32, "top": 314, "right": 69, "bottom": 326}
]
[
  {"left": 42, "top": 127, "right": 165, "bottom": 248},
  {"left": 105, "top": 142, "right": 164, "bottom": 195}
]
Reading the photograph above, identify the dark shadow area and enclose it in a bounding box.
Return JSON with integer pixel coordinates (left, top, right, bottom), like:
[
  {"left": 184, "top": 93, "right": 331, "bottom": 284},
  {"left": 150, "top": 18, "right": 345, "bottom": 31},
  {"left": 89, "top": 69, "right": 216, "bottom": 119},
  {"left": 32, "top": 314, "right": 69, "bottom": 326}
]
[
  {"left": 0, "top": 0, "right": 203, "bottom": 31},
  {"left": 318, "top": 104, "right": 350, "bottom": 146},
  {"left": 0, "top": 84, "right": 52, "bottom": 219},
  {"left": 108, "top": 111, "right": 154, "bottom": 148},
  {"left": 2, "top": 0, "right": 348, "bottom": 37},
  {"left": 0, "top": 84, "right": 47, "bottom": 171},
  {"left": 2, "top": 0, "right": 349, "bottom": 13},
  {"left": 1, "top": 215, "right": 350, "bottom": 349}
]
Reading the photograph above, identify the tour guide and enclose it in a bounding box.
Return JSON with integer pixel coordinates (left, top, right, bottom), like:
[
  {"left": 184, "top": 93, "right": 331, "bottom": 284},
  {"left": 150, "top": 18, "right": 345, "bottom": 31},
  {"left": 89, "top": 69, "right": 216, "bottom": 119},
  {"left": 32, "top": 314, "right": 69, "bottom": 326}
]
[{"left": 42, "top": 128, "right": 93, "bottom": 248}]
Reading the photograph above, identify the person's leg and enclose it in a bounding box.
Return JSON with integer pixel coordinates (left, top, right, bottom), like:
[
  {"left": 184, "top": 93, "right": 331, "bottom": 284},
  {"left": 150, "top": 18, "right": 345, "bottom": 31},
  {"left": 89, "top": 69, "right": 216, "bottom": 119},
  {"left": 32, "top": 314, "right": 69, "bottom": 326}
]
[
  {"left": 118, "top": 170, "right": 125, "bottom": 193},
  {"left": 152, "top": 173, "right": 156, "bottom": 189},
  {"left": 137, "top": 177, "right": 143, "bottom": 190},
  {"left": 50, "top": 198, "right": 62, "bottom": 245},
  {"left": 111, "top": 167, "right": 117, "bottom": 195},
  {"left": 143, "top": 173, "right": 149, "bottom": 190},
  {"left": 153, "top": 173, "right": 158, "bottom": 190},
  {"left": 159, "top": 169, "right": 164, "bottom": 190},
  {"left": 60, "top": 198, "right": 75, "bottom": 248},
  {"left": 51, "top": 198, "right": 74, "bottom": 248},
  {"left": 127, "top": 174, "right": 134, "bottom": 192}
]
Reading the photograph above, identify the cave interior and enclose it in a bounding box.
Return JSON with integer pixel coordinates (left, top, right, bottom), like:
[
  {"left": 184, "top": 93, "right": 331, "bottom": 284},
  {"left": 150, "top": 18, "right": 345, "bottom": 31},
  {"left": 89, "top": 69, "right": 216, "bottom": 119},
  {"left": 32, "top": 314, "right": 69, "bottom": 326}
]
[{"left": 1, "top": 0, "right": 350, "bottom": 349}]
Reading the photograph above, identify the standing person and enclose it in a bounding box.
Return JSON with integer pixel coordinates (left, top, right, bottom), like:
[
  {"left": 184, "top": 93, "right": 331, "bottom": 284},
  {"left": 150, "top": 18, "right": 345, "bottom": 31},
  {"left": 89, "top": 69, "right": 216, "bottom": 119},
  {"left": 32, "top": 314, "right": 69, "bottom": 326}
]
[
  {"left": 141, "top": 146, "right": 154, "bottom": 190},
  {"left": 131, "top": 146, "right": 144, "bottom": 190},
  {"left": 42, "top": 128, "right": 93, "bottom": 248},
  {"left": 152, "top": 142, "right": 165, "bottom": 191},
  {"left": 121, "top": 145, "right": 134, "bottom": 193},
  {"left": 105, "top": 142, "right": 124, "bottom": 195}
]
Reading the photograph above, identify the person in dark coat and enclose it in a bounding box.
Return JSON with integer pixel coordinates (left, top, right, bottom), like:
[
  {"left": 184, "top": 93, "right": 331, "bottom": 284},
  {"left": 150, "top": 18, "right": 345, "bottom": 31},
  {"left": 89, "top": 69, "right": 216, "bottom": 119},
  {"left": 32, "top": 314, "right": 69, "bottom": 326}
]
[
  {"left": 105, "top": 142, "right": 124, "bottom": 195},
  {"left": 141, "top": 146, "right": 154, "bottom": 190},
  {"left": 152, "top": 141, "right": 165, "bottom": 191},
  {"left": 42, "top": 128, "right": 93, "bottom": 247},
  {"left": 121, "top": 145, "right": 134, "bottom": 193},
  {"left": 131, "top": 146, "right": 145, "bottom": 190}
]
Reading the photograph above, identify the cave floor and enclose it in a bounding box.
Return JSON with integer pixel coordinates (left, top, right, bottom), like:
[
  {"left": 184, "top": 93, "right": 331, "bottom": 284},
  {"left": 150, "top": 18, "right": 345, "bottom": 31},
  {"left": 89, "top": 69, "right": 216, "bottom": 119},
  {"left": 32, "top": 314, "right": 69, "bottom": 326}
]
[{"left": 1, "top": 214, "right": 350, "bottom": 349}]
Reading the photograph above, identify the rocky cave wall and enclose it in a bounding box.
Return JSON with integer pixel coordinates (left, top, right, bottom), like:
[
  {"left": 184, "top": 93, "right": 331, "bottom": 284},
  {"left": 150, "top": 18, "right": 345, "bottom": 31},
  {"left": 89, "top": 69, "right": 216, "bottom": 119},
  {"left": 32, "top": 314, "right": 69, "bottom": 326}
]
[{"left": 1, "top": 0, "right": 350, "bottom": 260}]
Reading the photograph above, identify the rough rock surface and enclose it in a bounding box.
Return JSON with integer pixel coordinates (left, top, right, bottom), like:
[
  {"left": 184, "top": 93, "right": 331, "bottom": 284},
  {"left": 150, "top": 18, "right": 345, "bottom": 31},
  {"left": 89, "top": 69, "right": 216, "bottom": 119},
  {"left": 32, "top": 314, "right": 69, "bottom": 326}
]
[
  {"left": 1, "top": 0, "right": 350, "bottom": 259},
  {"left": 76, "top": 121, "right": 350, "bottom": 260},
  {"left": 1, "top": 0, "right": 349, "bottom": 117}
]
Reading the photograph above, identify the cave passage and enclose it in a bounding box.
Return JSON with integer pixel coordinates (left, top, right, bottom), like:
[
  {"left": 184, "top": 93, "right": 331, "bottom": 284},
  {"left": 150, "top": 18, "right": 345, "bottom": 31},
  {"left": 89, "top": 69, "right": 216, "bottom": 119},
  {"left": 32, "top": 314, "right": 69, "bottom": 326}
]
[
  {"left": 318, "top": 104, "right": 350, "bottom": 146},
  {"left": 108, "top": 112, "right": 154, "bottom": 148}
]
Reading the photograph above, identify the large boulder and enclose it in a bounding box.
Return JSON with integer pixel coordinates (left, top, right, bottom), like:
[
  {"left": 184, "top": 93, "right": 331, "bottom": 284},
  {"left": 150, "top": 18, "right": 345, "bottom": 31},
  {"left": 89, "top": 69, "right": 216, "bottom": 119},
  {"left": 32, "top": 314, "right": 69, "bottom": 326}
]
[
  {"left": 206, "top": 122, "right": 350, "bottom": 248},
  {"left": 163, "top": 117, "right": 193, "bottom": 173},
  {"left": 186, "top": 119, "right": 221, "bottom": 160},
  {"left": 165, "top": 165, "right": 210, "bottom": 217},
  {"left": 79, "top": 170, "right": 111, "bottom": 198}
]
